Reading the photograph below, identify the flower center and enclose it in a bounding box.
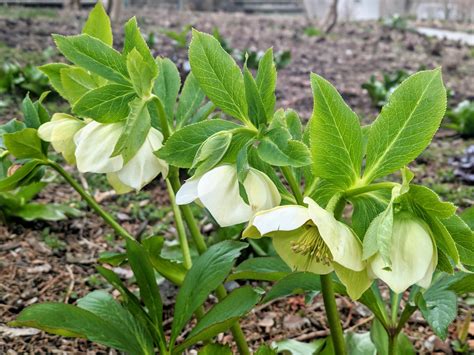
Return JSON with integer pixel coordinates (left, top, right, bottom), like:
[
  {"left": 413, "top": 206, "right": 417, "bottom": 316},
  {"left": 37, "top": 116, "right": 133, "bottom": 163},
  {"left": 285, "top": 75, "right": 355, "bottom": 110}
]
[{"left": 290, "top": 226, "right": 333, "bottom": 266}]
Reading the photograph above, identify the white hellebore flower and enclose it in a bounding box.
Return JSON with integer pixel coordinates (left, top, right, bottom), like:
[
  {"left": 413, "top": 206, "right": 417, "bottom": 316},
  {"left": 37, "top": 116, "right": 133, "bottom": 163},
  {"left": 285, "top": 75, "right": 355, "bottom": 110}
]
[
  {"left": 74, "top": 121, "right": 168, "bottom": 193},
  {"left": 243, "top": 197, "right": 371, "bottom": 299},
  {"left": 37, "top": 113, "right": 85, "bottom": 164},
  {"left": 369, "top": 212, "right": 437, "bottom": 294},
  {"left": 176, "top": 164, "right": 280, "bottom": 227}
]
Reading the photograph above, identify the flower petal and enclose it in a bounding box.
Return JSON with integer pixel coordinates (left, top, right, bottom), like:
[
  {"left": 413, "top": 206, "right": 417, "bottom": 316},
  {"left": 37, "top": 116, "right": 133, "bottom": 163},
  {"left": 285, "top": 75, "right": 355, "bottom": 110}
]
[
  {"left": 176, "top": 177, "right": 200, "bottom": 205},
  {"left": 197, "top": 165, "right": 252, "bottom": 227},
  {"left": 107, "top": 173, "right": 133, "bottom": 194},
  {"left": 370, "top": 216, "right": 434, "bottom": 294},
  {"left": 416, "top": 240, "right": 438, "bottom": 289},
  {"left": 114, "top": 128, "right": 168, "bottom": 191},
  {"left": 252, "top": 205, "right": 310, "bottom": 235},
  {"left": 333, "top": 263, "right": 372, "bottom": 300},
  {"left": 272, "top": 228, "right": 333, "bottom": 274},
  {"left": 74, "top": 121, "right": 123, "bottom": 173},
  {"left": 305, "top": 197, "right": 364, "bottom": 271},
  {"left": 245, "top": 168, "right": 281, "bottom": 213}
]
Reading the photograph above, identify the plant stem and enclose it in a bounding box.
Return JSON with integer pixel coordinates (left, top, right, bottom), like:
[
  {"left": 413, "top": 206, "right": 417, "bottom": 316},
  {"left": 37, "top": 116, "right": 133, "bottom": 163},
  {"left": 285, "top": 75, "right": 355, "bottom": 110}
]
[
  {"left": 47, "top": 161, "right": 133, "bottom": 241},
  {"left": 281, "top": 166, "right": 304, "bottom": 204},
  {"left": 168, "top": 170, "right": 250, "bottom": 355},
  {"left": 283, "top": 167, "right": 346, "bottom": 354},
  {"left": 388, "top": 332, "right": 399, "bottom": 355},
  {"left": 344, "top": 182, "right": 398, "bottom": 198},
  {"left": 321, "top": 273, "right": 347, "bottom": 355},
  {"left": 165, "top": 179, "right": 192, "bottom": 270},
  {"left": 391, "top": 292, "right": 401, "bottom": 325},
  {"left": 151, "top": 95, "right": 172, "bottom": 140}
]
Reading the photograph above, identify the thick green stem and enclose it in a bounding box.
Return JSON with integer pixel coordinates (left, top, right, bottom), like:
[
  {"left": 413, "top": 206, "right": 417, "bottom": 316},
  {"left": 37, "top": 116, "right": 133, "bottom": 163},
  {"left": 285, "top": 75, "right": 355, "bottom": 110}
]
[
  {"left": 168, "top": 170, "right": 250, "bottom": 355},
  {"left": 152, "top": 96, "right": 172, "bottom": 141},
  {"left": 391, "top": 292, "right": 401, "bottom": 325},
  {"left": 388, "top": 332, "right": 399, "bottom": 355},
  {"left": 281, "top": 166, "right": 304, "bottom": 205},
  {"left": 321, "top": 274, "right": 347, "bottom": 355},
  {"left": 344, "top": 182, "right": 398, "bottom": 198},
  {"left": 48, "top": 161, "right": 133, "bottom": 241},
  {"left": 166, "top": 179, "right": 192, "bottom": 270}
]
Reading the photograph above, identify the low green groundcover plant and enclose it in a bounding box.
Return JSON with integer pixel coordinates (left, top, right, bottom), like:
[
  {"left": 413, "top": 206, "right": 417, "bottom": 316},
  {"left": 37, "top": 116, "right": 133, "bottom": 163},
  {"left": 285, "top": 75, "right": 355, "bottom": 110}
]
[{"left": 2, "top": 4, "right": 473, "bottom": 354}]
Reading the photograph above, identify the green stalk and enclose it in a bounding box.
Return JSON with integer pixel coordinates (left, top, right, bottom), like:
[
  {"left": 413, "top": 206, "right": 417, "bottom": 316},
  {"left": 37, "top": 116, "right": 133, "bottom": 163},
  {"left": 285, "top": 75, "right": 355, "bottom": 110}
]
[
  {"left": 282, "top": 167, "right": 346, "bottom": 355},
  {"left": 344, "top": 182, "right": 398, "bottom": 198},
  {"left": 388, "top": 332, "right": 399, "bottom": 355},
  {"left": 47, "top": 161, "right": 133, "bottom": 241},
  {"left": 391, "top": 292, "right": 401, "bottom": 325},
  {"left": 168, "top": 171, "right": 250, "bottom": 355},
  {"left": 166, "top": 179, "right": 192, "bottom": 270}
]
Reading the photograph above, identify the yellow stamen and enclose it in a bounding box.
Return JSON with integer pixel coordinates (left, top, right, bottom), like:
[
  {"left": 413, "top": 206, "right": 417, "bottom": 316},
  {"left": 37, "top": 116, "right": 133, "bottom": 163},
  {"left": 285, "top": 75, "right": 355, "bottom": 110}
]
[{"left": 290, "top": 226, "right": 333, "bottom": 268}]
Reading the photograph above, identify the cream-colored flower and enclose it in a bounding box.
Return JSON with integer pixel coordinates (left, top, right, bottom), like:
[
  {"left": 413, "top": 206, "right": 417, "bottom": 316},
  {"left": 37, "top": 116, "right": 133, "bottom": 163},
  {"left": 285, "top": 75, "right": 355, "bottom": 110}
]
[
  {"left": 369, "top": 212, "right": 437, "bottom": 294},
  {"left": 37, "top": 113, "right": 85, "bottom": 164},
  {"left": 176, "top": 164, "right": 281, "bottom": 227},
  {"left": 74, "top": 121, "right": 168, "bottom": 193},
  {"left": 243, "top": 197, "right": 371, "bottom": 299}
]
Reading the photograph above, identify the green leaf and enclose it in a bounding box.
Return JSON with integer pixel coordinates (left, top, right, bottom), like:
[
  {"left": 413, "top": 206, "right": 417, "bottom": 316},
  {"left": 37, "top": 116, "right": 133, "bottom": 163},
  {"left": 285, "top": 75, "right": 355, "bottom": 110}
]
[
  {"left": 442, "top": 214, "right": 474, "bottom": 266},
  {"left": 349, "top": 190, "right": 391, "bottom": 238},
  {"left": 448, "top": 273, "right": 474, "bottom": 294},
  {"left": 255, "top": 345, "right": 277, "bottom": 355},
  {"left": 364, "top": 69, "right": 446, "bottom": 182},
  {"left": 176, "top": 286, "right": 260, "bottom": 351},
  {"left": 123, "top": 17, "right": 155, "bottom": 67},
  {"left": 53, "top": 34, "right": 130, "bottom": 85},
  {"left": 256, "top": 48, "right": 276, "bottom": 122},
  {"left": 417, "top": 288, "right": 457, "bottom": 340},
  {"left": 170, "top": 240, "right": 248, "bottom": 345},
  {"left": 125, "top": 238, "right": 164, "bottom": 339},
  {"left": 153, "top": 57, "right": 180, "bottom": 122},
  {"left": 228, "top": 256, "right": 291, "bottom": 282},
  {"left": 460, "top": 207, "right": 474, "bottom": 230},
  {"left": 0, "top": 160, "right": 44, "bottom": 192},
  {"left": 275, "top": 338, "right": 325, "bottom": 355},
  {"left": 257, "top": 130, "right": 311, "bottom": 167},
  {"left": 82, "top": 2, "right": 113, "bottom": 46},
  {"left": 263, "top": 272, "right": 321, "bottom": 303},
  {"left": 407, "top": 185, "right": 456, "bottom": 219},
  {"left": 73, "top": 84, "right": 136, "bottom": 123},
  {"left": 60, "top": 66, "right": 99, "bottom": 104},
  {"left": 21, "top": 94, "right": 41, "bottom": 129},
  {"left": 362, "top": 203, "right": 394, "bottom": 262},
  {"left": 243, "top": 61, "right": 266, "bottom": 127},
  {"left": 309, "top": 73, "right": 363, "bottom": 189},
  {"left": 345, "top": 332, "right": 376, "bottom": 355},
  {"left": 157, "top": 119, "right": 240, "bottom": 168},
  {"left": 176, "top": 73, "right": 206, "bottom": 128},
  {"left": 4, "top": 128, "right": 45, "bottom": 160},
  {"left": 10, "top": 302, "right": 151, "bottom": 354},
  {"left": 189, "top": 29, "right": 248, "bottom": 121},
  {"left": 424, "top": 214, "right": 460, "bottom": 265},
  {"left": 14, "top": 204, "right": 81, "bottom": 221},
  {"left": 193, "top": 130, "right": 233, "bottom": 176},
  {"left": 77, "top": 291, "right": 154, "bottom": 354},
  {"left": 39, "top": 63, "right": 70, "bottom": 99},
  {"left": 199, "top": 344, "right": 233, "bottom": 355},
  {"left": 112, "top": 98, "right": 151, "bottom": 163}
]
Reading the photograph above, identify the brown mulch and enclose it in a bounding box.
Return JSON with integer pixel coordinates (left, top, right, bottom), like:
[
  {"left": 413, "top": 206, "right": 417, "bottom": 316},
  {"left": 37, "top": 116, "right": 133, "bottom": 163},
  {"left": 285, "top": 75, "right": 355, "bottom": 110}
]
[{"left": 1, "top": 6, "right": 473, "bottom": 354}]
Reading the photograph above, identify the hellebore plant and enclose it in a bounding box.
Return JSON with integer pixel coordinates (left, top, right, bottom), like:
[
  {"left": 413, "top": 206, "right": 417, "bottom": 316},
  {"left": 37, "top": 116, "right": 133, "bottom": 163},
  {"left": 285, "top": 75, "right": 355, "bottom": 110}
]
[{"left": 1, "top": 3, "right": 473, "bottom": 355}]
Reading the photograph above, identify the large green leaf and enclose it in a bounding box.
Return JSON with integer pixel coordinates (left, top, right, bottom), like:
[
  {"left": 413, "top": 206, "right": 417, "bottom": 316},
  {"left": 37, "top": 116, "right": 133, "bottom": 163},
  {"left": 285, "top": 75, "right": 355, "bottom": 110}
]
[
  {"left": 349, "top": 190, "right": 391, "bottom": 238},
  {"left": 275, "top": 339, "right": 325, "bottom": 355},
  {"left": 157, "top": 119, "right": 239, "bottom": 167},
  {"left": 123, "top": 17, "right": 155, "bottom": 68},
  {"left": 243, "top": 62, "right": 266, "bottom": 127},
  {"left": 460, "top": 207, "right": 474, "bottom": 230},
  {"left": 73, "top": 84, "right": 136, "bottom": 123},
  {"left": 189, "top": 30, "right": 248, "bottom": 122},
  {"left": 193, "top": 130, "right": 232, "bottom": 176},
  {"left": 309, "top": 73, "right": 363, "bottom": 189},
  {"left": 170, "top": 240, "right": 247, "bottom": 345},
  {"left": 442, "top": 214, "right": 474, "bottom": 266},
  {"left": 228, "top": 256, "right": 291, "bottom": 282},
  {"left": 53, "top": 34, "right": 130, "bottom": 85},
  {"left": 262, "top": 272, "right": 321, "bottom": 303},
  {"left": 14, "top": 203, "right": 81, "bottom": 221},
  {"left": 60, "top": 66, "right": 100, "bottom": 104},
  {"left": 363, "top": 69, "right": 446, "bottom": 182},
  {"left": 82, "top": 2, "right": 113, "bottom": 46},
  {"left": 175, "top": 286, "right": 260, "bottom": 352},
  {"left": 39, "top": 63, "right": 70, "bottom": 99},
  {"left": 0, "top": 160, "right": 44, "bottom": 192},
  {"left": 256, "top": 48, "right": 276, "bottom": 122},
  {"left": 21, "top": 94, "right": 41, "bottom": 129},
  {"left": 406, "top": 185, "right": 456, "bottom": 219},
  {"left": 4, "top": 128, "right": 45, "bottom": 160},
  {"left": 176, "top": 72, "right": 206, "bottom": 128},
  {"left": 153, "top": 57, "right": 181, "bottom": 123},
  {"left": 112, "top": 98, "right": 151, "bottom": 163},
  {"left": 10, "top": 302, "right": 152, "bottom": 354}
]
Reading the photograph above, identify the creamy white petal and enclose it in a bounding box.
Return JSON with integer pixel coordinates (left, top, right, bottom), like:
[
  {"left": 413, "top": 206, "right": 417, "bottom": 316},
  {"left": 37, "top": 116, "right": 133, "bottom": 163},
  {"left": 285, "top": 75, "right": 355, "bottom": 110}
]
[
  {"left": 333, "top": 263, "right": 372, "bottom": 300},
  {"left": 176, "top": 177, "right": 200, "bottom": 205},
  {"left": 272, "top": 229, "right": 333, "bottom": 275},
  {"left": 416, "top": 239, "right": 438, "bottom": 289},
  {"left": 197, "top": 165, "right": 252, "bottom": 227},
  {"left": 107, "top": 173, "right": 133, "bottom": 194},
  {"left": 114, "top": 128, "right": 168, "bottom": 191},
  {"left": 304, "top": 197, "right": 364, "bottom": 271},
  {"left": 252, "top": 205, "right": 310, "bottom": 235},
  {"left": 370, "top": 216, "right": 434, "bottom": 294},
  {"left": 74, "top": 121, "right": 124, "bottom": 173},
  {"left": 244, "top": 168, "right": 281, "bottom": 213}
]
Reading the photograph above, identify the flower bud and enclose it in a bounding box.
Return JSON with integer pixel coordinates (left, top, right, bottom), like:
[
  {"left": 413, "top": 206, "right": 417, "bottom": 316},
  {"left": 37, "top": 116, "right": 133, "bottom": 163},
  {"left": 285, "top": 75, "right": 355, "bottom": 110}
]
[
  {"left": 37, "top": 113, "right": 85, "bottom": 164},
  {"left": 176, "top": 164, "right": 280, "bottom": 227},
  {"left": 369, "top": 212, "right": 437, "bottom": 294}
]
